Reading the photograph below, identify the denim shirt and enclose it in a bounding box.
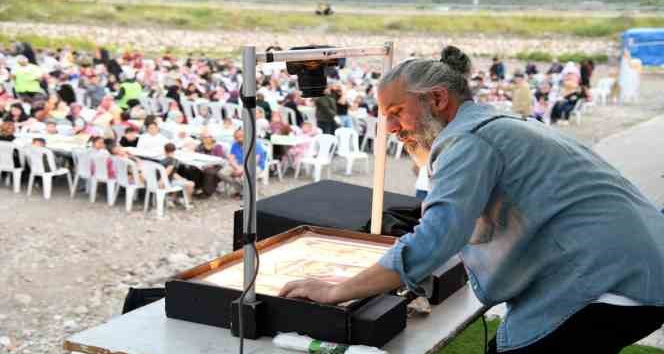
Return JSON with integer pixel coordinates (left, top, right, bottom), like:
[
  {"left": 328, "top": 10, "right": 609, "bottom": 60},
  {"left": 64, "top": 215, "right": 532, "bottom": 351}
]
[{"left": 379, "top": 101, "right": 664, "bottom": 351}]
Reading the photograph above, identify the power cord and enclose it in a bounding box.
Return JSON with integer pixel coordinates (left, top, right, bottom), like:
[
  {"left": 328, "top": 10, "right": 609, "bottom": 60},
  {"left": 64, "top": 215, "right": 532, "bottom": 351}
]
[
  {"left": 238, "top": 103, "right": 260, "bottom": 354},
  {"left": 482, "top": 314, "right": 488, "bottom": 354}
]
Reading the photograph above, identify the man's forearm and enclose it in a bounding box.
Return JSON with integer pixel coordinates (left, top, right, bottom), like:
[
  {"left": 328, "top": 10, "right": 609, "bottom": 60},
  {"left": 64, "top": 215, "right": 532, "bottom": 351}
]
[{"left": 331, "top": 263, "right": 402, "bottom": 303}]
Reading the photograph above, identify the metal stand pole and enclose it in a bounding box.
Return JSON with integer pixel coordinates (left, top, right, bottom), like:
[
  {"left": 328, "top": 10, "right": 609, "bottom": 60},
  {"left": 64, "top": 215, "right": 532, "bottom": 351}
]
[
  {"left": 232, "top": 43, "right": 394, "bottom": 343},
  {"left": 231, "top": 45, "right": 262, "bottom": 343},
  {"left": 241, "top": 45, "right": 257, "bottom": 303},
  {"left": 370, "top": 41, "right": 394, "bottom": 235}
]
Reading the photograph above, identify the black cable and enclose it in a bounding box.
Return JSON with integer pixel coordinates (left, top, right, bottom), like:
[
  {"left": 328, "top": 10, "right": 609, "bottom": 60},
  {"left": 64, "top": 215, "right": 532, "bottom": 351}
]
[
  {"left": 482, "top": 314, "right": 488, "bottom": 354},
  {"left": 238, "top": 105, "right": 259, "bottom": 354}
]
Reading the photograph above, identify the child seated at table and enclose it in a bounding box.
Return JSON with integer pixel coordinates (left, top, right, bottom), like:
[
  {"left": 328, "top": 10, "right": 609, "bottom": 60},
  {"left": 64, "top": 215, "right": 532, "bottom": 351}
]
[
  {"left": 32, "top": 137, "right": 46, "bottom": 148},
  {"left": 161, "top": 142, "right": 194, "bottom": 208},
  {"left": 219, "top": 117, "right": 237, "bottom": 135},
  {"left": 0, "top": 121, "right": 16, "bottom": 142},
  {"left": 269, "top": 111, "right": 291, "bottom": 136},
  {"left": 229, "top": 129, "right": 267, "bottom": 189},
  {"left": 137, "top": 121, "right": 170, "bottom": 152},
  {"left": 283, "top": 121, "right": 317, "bottom": 168},
  {"left": 173, "top": 126, "right": 199, "bottom": 152},
  {"left": 45, "top": 121, "right": 58, "bottom": 135},
  {"left": 87, "top": 136, "right": 114, "bottom": 180},
  {"left": 31, "top": 137, "right": 50, "bottom": 172},
  {"left": 119, "top": 126, "right": 140, "bottom": 148},
  {"left": 196, "top": 132, "right": 241, "bottom": 197},
  {"left": 255, "top": 108, "right": 270, "bottom": 139},
  {"left": 110, "top": 144, "right": 145, "bottom": 185},
  {"left": 193, "top": 105, "right": 219, "bottom": 126}
]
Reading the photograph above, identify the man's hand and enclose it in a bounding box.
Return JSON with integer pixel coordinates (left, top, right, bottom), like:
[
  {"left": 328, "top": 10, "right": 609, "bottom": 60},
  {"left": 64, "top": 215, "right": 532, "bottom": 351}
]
[
  {"left": 278, "top": 263, "right": 402, "bottom": 305},
  {"left": 278, "top": 279, "right": 339, "bottom": 304}
]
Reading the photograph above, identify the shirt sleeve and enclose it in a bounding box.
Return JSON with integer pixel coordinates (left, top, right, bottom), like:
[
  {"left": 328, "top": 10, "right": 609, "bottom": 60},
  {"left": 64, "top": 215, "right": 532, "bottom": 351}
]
[{"left": 378, "top": 133, "right": 504, "bottom": 295}]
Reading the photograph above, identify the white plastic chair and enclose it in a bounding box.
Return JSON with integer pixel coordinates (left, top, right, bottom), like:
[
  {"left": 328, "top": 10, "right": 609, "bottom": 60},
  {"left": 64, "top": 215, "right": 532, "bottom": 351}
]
[
  {"left": 0, "top": 142, "right": 23, "bottom": 193},
  {"left": 260, "top": 140, "right": 282, "bottom": 185},
  {"left": 299, "top": 106, "right": 316, "bottom": 123},
  {"left": 80, "top": 108, "right": 97, "bottom": 122},
  {"left": 26, "top": 146, "right": 73, "bottom": 199},
  {"left": 181, "top": 100, "right": 197, "bottom": 121},
  {"left": 572, "top": 99, "right": 585, "bottom": 125},
  {"left": 141, "top": 161, "right": 189, "bottom": 218},
  {"left": 75, "top": 88, "right": 87, "bottom": 105},
  {"left": 149, "top": 97, "right": 163, "bottom": 115},
  {"left": 71, "top": 148, "right": 93, "bottom": 199},
  {"left": 56, "top": 125, "right": 75, "bottom": 136},
  {"left": 223, "top": 103, "right": 241, "bottom": 120},
  {"left": 335, "top": 128, "right": 369, "bottom": 175},
  {"left": 255, "top": 106, "right": 266, "bottom": 120},
  {"left": 279, "top": 106, "right": 298, "bottom": 126},
  {"left": 388, "top": 133, "right": 405, "bottom": 159},
  {"left": 90, "top": 152, "right": 117, "bottom": 205},
  {"left": 207, "top": 101, "right": 224, "bottom": 121},
  {"left": 159, "top": 97, "right": 175, "bottom": 113},
  {"left": 111, "top": 156, "right": 144, "bottom": 212},
  {"left": 593, "top": 78, "right": 615, "bottom": 105},
  {"left": 112, "top": 125, "right": 128, "bottom": 142},
  {"left": 231, "top": 119, "right": 243, "bottom": 130},
  {"left": 139, "top": 95, "right": 153, "bottom": 115},
  {"left": 360, "top": 116, "right": 378, "bottom": 152},
  {"left": 294, "top": 134, "right": 337, "bottom": 182}
]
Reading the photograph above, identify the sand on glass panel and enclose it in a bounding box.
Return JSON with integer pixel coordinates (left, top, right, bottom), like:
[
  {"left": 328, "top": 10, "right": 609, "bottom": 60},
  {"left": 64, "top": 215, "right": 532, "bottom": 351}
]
[{"left": 196, "top": 231, "right": 392, "bottom": 297}]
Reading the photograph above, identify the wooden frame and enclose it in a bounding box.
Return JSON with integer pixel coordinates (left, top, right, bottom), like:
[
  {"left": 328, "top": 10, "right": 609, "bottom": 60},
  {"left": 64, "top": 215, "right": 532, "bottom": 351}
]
[{"left": 166, "top": 226, "right": 407, "bottom": 347}]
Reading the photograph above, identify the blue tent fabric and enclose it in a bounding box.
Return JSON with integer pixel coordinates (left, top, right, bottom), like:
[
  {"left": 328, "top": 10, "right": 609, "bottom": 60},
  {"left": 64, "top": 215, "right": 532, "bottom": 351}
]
[{"left": 623, "top": 28, "right": 664, "bottom": 66}]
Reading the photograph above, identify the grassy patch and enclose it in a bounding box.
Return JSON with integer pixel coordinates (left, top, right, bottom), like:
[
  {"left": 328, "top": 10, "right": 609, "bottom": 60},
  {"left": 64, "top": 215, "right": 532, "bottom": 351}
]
[
  {"left": 0, "top": 33, "right": 97, "bottom": 52},
  {"left": 0, "top": 32, "right": 237, "bottom": 59},
  {"left": 443, "top": 318, "right": 664, "bottom": 354},
  {"left": 2, "top": 0, "right": 664, "bottom": 37},
  {"left": 516, "top": 51, "right": 609, "bottom": 63}
]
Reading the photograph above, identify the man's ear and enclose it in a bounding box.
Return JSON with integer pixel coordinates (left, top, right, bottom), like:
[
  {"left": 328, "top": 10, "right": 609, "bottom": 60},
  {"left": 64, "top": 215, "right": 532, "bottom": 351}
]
[{"left": 430, "top": 87, "right": 449, "bottom": 112}]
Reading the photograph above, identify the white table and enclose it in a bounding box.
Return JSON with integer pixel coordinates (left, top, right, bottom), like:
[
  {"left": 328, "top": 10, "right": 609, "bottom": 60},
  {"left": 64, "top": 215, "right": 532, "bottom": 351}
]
[
  {"left": 124, "top": 147, "right": 226, "bottom": 170},
  {"left": 270, "top": 134, "right": 309, "bottom": 147},
  {"left": 64, "top": 285, "right": 486, "bottom": 354},
  {"left": 14, "top": 134, "right": 88, "bottom": 156}
]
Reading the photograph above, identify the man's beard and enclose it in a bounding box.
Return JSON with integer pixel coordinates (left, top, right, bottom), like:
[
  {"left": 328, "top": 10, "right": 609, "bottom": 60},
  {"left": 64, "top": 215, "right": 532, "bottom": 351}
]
[{"left": 399, "top": 102, "right": 447, "bottom": 161}]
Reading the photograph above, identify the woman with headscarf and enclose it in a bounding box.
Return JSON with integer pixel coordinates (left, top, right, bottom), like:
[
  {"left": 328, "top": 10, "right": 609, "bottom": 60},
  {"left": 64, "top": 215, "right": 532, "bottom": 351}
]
[
  {"left": 3, "top": 102, "right": 29, "bottom": 124},
  {"left": 94, "top": 48, "right": 123, "bottom": 80},
  {"left": 283, "top": 92, "right": 304, "bottom": 127},
  {"left": 13, "top": 42, "right": 37, "bottom": 65},
  {"left": 550, "top": 71, "right": 587, "bottom": 125}
]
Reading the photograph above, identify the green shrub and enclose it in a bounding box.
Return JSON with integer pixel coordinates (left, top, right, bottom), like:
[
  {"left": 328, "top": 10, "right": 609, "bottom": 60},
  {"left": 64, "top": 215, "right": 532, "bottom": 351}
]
[
  {"left": 515, "top": 51, "right": 608, "bottom": 64},
  {"left": 558, "top": 52, "right": 609, "bottom": 63},
  {"left": 516, "top": 51, "right": 553, "bottom": 62}
]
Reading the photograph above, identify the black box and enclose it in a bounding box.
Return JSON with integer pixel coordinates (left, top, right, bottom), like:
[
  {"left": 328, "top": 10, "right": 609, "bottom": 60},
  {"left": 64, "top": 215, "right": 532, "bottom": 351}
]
[
  {"left": 166, "top": 226, "right": 408, "bottom": 347},
  {"left": 429, "top": 256, "right": 468, "bottom": 305},
  {"left": 165, "top": 226, "right": 467, "bottom": 346}
]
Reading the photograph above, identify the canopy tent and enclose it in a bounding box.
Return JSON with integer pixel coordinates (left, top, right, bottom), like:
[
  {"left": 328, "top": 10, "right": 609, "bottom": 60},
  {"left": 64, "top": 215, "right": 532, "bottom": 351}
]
[{"left": 622, "top": 28, "right": 664, "bottom": 66}]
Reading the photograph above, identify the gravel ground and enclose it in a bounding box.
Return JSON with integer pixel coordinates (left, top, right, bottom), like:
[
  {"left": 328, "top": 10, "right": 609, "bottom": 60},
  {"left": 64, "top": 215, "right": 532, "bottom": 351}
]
[{"left": 0, "top": 74, "right": 662, "bottom": 353}]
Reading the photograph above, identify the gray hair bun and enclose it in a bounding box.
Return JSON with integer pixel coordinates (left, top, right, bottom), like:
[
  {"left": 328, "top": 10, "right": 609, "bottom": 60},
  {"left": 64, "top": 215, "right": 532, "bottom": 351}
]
[{"left": 440, "top": 46, "right": 471, "bottom": 77}]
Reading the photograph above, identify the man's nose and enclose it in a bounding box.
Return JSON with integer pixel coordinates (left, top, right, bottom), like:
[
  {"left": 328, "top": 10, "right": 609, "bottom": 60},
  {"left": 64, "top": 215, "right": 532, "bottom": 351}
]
[{"left": 386, "top": 117, "right": 401, "bottom": 135}]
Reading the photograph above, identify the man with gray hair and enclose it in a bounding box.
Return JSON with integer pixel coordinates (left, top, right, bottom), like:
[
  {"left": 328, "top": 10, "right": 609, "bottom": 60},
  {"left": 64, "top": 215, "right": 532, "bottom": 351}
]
[{"left": 280, "top": 46, "right": 664, "bottom": 353}]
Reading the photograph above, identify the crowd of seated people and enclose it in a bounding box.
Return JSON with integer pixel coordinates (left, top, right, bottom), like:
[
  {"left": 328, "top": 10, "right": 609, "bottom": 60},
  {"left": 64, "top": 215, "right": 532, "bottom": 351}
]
[
  {"left": 0, "top": 40, "right": 609, "bottom": 210},
  {"left": 0, "top": 41, "right": 386, "bottom": 204},
  {"left": 470, "top": 59, "right": 592, "bottom": 125}
]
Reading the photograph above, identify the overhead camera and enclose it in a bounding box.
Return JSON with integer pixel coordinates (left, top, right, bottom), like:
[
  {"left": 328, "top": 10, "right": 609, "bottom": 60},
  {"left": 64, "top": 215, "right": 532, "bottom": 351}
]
[{"left": 285, "top": 45, "right": 342, "bottom": 98}]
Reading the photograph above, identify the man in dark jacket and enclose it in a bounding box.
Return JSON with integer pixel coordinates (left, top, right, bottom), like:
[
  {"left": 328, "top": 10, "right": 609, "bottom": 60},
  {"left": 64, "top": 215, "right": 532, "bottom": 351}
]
[
  {"left": 314, "top": 87, "right": 337, "bottom": 134},
  {"left": 256, "top": 93, "right": 272, "bottom": 121}
]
